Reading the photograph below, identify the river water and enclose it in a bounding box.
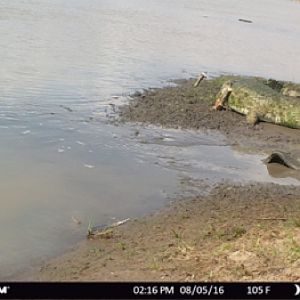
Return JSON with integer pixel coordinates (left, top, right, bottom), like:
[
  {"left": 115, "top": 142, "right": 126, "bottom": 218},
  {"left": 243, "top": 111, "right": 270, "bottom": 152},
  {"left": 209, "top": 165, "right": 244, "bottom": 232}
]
[{"left": 1, "top": 0, "right": 300, "bottom": 279}]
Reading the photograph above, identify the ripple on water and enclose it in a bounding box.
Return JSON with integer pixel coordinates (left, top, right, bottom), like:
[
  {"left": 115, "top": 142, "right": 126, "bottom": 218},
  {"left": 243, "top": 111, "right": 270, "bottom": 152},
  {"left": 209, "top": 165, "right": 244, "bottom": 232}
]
[{"left": 1, "top": 0, "right": 300, "bottom": 279}]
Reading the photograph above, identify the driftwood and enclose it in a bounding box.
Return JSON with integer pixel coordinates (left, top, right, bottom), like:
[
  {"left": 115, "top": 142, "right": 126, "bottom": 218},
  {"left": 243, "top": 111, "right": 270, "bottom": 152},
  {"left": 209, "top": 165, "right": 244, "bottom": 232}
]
[
  {"left": 194, "top": 72, "right": 207, "bottom": 87},
  {"left": 238, "top": 18, "right": 253, "bottom": 23},
  {"left": 87, "top": 218, "right": 131, "bottom": 238}
]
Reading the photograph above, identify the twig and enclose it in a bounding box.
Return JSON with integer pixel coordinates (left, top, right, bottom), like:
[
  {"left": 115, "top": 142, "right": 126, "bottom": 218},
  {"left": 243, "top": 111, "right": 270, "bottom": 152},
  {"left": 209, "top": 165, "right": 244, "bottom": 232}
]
[
  {"left": 87, "top": 218, "right": 131, "bottom": 237},
  {"left": 257, "top": 218, "right": 287, "bottom": 221},
  {"left": 109, "top": 218, "right": 131, "bottom": 228},
  {"left": 238, "top": 18, "right": 253, "bottom": 23}
]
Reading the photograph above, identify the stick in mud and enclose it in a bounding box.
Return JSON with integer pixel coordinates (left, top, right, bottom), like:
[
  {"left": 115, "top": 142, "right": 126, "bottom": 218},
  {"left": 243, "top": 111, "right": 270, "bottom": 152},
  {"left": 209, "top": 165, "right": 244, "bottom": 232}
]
[
  {"left": 256, "top": 217, "right": 287, "bottom": 221},
  {"left": 87, "top": 218, "right": 131, "bottom": 237},
  {"left": 194, "top": 72, "right": 207, "bottom": 87}
]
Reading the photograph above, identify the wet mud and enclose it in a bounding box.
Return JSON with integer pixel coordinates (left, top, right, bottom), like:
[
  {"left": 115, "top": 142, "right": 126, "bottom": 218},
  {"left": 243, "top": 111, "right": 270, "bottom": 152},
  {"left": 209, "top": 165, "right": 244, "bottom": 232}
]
[
  {"left": 26, "top": 76, "right": 300, "bottom": 282},
  {"left": 31, "top": 183, "right": 300, "bottom": 281},
  {"left": 120, "top": 76, "right": 300, "bottom": 155}
]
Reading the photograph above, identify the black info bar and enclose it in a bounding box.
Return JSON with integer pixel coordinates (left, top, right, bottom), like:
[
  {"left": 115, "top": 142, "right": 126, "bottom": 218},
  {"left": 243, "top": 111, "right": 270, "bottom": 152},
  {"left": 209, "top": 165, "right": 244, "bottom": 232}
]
[{"left": 0, "top": 282, "right": 299, "bottom": 299}]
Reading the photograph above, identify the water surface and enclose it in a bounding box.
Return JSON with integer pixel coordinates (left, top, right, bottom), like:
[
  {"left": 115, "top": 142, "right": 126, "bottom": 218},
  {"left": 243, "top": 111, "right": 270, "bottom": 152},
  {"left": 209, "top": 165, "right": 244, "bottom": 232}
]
[{"left": 1, "top": 0, "right": 300, "bottom": 279}]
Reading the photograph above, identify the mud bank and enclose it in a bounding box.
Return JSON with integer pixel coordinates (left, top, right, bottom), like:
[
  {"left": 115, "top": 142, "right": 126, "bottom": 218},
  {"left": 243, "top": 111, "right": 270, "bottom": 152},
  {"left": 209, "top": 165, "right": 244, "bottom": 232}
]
[
  {"left": 120, "top": 76, "right": 300, "bottom": 154},
  {"left": 31, "top": 183, "right": 300, "bottom": 281},
  {"left": 27, "top": 76, "right": 300, "bottom": 281}
]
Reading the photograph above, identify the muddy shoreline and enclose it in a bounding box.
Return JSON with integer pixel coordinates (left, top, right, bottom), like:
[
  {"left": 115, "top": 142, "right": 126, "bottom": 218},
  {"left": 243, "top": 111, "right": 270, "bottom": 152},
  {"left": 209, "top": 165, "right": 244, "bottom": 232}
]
[
  {"left": 120, "top": 76, "right": 300, "bottom": 154},
  {"left": 24, "top": 76, "right": 300, "bottom": 281}
]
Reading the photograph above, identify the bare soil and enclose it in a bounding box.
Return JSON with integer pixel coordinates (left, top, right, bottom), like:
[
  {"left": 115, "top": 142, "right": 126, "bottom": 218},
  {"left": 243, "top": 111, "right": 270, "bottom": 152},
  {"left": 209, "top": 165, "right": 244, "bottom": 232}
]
[{"left": 27, "top": 76, "right": 300, "bottom": 281}]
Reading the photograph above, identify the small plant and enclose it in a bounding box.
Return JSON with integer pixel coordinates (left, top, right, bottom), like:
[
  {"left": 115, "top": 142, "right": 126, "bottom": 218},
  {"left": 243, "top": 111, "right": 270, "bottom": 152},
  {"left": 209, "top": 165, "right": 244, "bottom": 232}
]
[
  {"left": 289, "top": 237, "right": 300, "bottom": 261},
  {"left": 87, "top": 220, "right": 93, "bottom": 237},
  {"left": 293, "top": 218, "right": 300, "bottom": 227},
  {"left": 171, "top": 229, "right": 182, "bottom": 240},
  {"left": 233, "top": 226, "right": 247, "bottom": 238},
  {"left": 218, "top": 242, "right": 233, "bottom": 252},
  {"left": 148, "top": 258, "right": 160, "bottom": 270},
  {"left": 118, "top": 242, "right": 127, "bottom": 251}
]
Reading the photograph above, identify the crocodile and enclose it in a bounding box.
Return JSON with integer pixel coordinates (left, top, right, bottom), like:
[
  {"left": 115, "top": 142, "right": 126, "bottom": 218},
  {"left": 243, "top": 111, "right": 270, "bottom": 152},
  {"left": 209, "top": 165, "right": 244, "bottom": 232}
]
[
  {"left": 266, "top": 79, "right": 300, "bottom": 98},
  {"left": 214, "top": 77, "right": 300, "bottom": 129}
]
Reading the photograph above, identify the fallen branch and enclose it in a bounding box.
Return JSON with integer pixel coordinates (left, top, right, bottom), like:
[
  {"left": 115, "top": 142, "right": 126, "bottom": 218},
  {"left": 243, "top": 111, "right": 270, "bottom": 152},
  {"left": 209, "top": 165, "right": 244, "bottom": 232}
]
[
  {"left": 87, "top": 218, "right": 131, "bottom": 238},
  {"left": 194, "top": 72, "right": 207, "bottom": 87}
]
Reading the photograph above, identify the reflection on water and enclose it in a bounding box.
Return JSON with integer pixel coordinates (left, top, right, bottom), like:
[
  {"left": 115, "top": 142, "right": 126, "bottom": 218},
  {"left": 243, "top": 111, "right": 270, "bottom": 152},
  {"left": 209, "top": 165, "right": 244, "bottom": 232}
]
[{"left": 1, "top": 0, "right": 300, "bottom": 278}]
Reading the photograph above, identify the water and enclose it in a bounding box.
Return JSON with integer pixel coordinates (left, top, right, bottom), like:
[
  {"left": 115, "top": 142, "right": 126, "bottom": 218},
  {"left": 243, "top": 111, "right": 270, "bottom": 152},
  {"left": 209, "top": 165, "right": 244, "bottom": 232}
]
[{"left": 1, "top": 0, "right": 300, "bottom": 279}]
